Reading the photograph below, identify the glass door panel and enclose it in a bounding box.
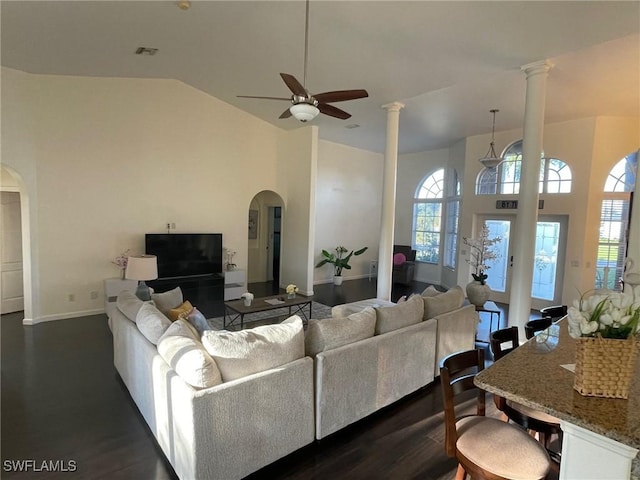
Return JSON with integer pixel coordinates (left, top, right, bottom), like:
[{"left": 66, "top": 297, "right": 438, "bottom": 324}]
[{"left": 485, "top": 220, "right": 511, "bottom": 293}]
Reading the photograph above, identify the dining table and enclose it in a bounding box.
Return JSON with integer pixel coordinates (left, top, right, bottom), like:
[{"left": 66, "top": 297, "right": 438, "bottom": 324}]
[{"left": 475, "top": 319, "right": 640, "bottom": 480}]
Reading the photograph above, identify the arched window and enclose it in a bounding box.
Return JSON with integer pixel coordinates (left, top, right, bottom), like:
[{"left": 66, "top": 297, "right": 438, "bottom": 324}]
[
  {"left": 412, "top": 168, "right": 460, "bottom": 266},
  {"left": 596, "top": 151, "right": 638, "bottom": 290},
  {"left": 476, "top": 140, "right": 572, "bottom": 194},
  {"left": 413, "top": 169, "right": 444, "bottom": 263}
]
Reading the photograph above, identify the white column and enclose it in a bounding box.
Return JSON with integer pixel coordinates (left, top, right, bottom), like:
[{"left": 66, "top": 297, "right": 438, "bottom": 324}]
[
  {"left": 509, "top": 61, "right": 552, "bottom": 334},
  {"left": 624, "top": 156, "right": 640, "bottom": 299},
  {"left": 377, "top": 102, "right": 404, "bottom": 301}
]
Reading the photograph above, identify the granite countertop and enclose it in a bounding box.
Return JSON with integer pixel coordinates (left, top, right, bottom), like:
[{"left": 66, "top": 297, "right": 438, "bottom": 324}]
[{"left": 474, "top": 320, "right": 640, "bottom": 450}]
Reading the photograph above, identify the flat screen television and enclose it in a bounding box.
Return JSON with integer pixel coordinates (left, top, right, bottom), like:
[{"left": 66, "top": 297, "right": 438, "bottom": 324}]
[{"left": 145, "top": 233, "right": 223, "bottom": 279}]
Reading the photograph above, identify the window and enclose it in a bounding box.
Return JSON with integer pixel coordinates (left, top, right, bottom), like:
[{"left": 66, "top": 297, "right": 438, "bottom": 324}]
[
  {"left": 444, "top": 172, "right": 461, "bottom": 268},
  {"left": 413, "top": 168, "right": 460, "bottom": 266},
  {"left": 476, "top": 140, "right": 572, "bottom": 194},
  {"left": 596, "top": 152, "right": 637, "bottom": 290},
  {"left": 413, "top": 169, "right": 444, "bottom": 263}
]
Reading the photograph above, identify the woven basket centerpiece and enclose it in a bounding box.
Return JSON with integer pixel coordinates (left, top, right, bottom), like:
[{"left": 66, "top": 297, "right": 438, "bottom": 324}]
[{"left": 574, "top": 335, "right": 640, "bottom": 399}]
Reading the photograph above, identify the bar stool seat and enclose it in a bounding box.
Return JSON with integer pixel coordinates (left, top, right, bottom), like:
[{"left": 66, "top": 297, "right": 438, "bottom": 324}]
[{"left": 456, "top": 416, "right": 551, "bottom": 480}]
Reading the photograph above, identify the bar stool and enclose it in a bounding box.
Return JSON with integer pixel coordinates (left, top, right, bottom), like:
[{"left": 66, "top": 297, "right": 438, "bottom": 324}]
[
  {"left": 440, "top": 349, "right": 551, "bottom": 480},
  {"left": 489, "top": 327, "right": 562, "bottom": 462},
  {"left": 525, "top": 318, "right": 553, "bottom": 340}
]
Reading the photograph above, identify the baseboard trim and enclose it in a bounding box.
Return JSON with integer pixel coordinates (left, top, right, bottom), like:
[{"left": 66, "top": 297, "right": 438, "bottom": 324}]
[{"left": 25, "top": 308, "right": 105, "bottom": 325}]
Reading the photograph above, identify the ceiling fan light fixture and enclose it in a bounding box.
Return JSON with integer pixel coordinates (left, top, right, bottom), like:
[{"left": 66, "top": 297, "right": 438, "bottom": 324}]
[
  {"left": 479, "top": 109, "right": 504, "bottom": 169},
  {"left": 290, "top": 103, "right": 319, "bottom": 122}
]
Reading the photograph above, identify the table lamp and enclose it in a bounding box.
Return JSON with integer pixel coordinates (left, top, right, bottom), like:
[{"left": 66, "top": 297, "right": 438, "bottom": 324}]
[{"left": 125, "top": 255, "right": 158, "bottom": 301}]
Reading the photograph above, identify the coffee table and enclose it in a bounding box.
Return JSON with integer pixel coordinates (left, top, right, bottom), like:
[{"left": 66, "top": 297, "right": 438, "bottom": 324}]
[{"left": 224, "top": 294, "right": 314, "bottom": 329}]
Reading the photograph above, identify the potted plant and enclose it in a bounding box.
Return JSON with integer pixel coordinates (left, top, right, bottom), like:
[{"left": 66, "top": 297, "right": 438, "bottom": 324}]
[
  {"left": 462, "top": 224, "right": 501, "bottom": 306},
  {"left": 315, "top": 246, "right": 368, "bottom": 285}
]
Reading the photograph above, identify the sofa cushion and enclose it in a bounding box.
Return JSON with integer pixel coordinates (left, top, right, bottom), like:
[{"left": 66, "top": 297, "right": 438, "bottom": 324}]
[
  {"left": 374, "top": 294, "right": 424, "bottom": 335},
  {"left": 201, "top": 316, "right": 304, "bottom": 382},
  {"left": 305, "top": 307, "right": 376, "bottom": 357},
  {"left": 422, "top": 285, "right": 464, "bottom": 320},
  {"left": 167, "top": 300, "right": 194, "bottom": 321},
  {"left": 151, "top": 287, "right": 183, "bottom": 315},
  {"left": 331, "top": 298, "right": 395, "bottom": 318},
  {"left": 421, "top": 285, "right": 442, "bottom": 297},
  {"left": 136, "top": 302, "right": 172, "bottom": 345},
  {"left": 157, "top": 319, "right": 222, "bottom": 389},
  {"left": 116, "top": 290, "right": 149, "bottom": 322}
]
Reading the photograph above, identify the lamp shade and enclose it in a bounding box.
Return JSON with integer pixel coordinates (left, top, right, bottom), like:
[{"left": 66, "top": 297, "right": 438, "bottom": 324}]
[
  {"left": 125, "top": 255, "right": 158, "bottom": 281},
  {"left": 290, "top": 103, "right": 319, "bottom": 122}
]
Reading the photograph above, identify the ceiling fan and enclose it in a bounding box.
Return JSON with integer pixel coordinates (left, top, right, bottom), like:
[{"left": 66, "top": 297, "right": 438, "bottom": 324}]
[{"left": 237, "top": 0, "right": 368, "bottom": 122}]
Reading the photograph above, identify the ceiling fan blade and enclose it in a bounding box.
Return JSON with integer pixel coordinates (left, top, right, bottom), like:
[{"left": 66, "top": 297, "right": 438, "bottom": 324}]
[
  {"left": 237, "top": 95, "right": 291, "bottom": 101},
  {"left": 280, "top": 73, "right": 307, "bottom": 97},
  {"left": 314, "top": 89, "right": 369, "bottom": 104},
  {"left": 279, "top": 107, "right": 292, "bottom": 119},
  {"left": 318, "top": 103, "right": 351, "bottom": 120}
]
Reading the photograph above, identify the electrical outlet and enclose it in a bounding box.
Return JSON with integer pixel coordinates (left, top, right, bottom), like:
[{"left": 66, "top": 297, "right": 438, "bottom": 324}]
[
  {"left": 171, "top": 223, "right": 176, "bottom": 229},
  {"left": 68, "top": 294, "right": 75, "bottom": 302},
  {"left": 90, "top": 291, "right": 99, "bottom": 300}
]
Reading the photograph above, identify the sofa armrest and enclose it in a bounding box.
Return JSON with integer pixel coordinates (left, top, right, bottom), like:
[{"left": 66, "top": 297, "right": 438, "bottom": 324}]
[
  {"left": 166, "top": 357, "right": 315, "bottom": 480},
  {"left": 433, "top": 304, "right": 478, "bottom": 376}
]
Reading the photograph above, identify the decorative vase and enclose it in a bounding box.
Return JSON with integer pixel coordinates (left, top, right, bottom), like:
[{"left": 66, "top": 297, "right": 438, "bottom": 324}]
[
  {"left": 574, "top": 335, "right": 639, "bottom": 399},
  {"left": 466, "top": 281, "right": 491, "bottom": 307},
  {"left": 333, "top": 275, "right": 343, "bottom": 286},
  {"left": 243, "top": 298, "right": 252, "bottom": 307},
  {"left": 287, "top": 292, "right": 296, "bottom": 299}
]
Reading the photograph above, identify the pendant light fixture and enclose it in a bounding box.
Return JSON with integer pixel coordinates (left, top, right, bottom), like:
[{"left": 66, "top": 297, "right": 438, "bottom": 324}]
[{"left": 478, "top": 109, "right": 504, "bottom": 169}]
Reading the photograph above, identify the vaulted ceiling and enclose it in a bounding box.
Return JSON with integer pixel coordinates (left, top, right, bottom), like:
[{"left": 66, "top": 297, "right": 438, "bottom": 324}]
[{"left": 2, "top": 1, "right": 638, "bottom": 154}]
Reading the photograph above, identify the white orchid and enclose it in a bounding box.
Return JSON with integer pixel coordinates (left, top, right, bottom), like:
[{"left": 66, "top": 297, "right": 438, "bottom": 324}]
[{"left": 567, "top": 290, "right": 640, "bottom": 339}]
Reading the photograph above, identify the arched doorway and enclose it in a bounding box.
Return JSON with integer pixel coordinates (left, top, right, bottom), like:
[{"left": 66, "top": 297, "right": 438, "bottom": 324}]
[
  {"left": 247, "top": 191, "right": 284, "bottom": 286},
  {"left": 0, "top": 166, "right": 29, "bottom": 317}
]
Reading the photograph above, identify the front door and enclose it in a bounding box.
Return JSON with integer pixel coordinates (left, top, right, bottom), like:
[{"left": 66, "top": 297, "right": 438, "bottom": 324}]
[{"left": 478, "top": 215, "right": 567, "bottom": 310}]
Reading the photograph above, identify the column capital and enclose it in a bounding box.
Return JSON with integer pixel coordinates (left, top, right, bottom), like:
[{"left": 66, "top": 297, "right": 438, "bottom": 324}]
[
  {"left": 521, "top": 60, "right": 553, "bottom": 77},
  {"left": 381, "top": 102, "right": 405, "bottom": 112}
]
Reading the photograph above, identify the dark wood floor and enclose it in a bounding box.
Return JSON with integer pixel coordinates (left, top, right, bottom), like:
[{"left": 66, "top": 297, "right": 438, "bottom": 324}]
[{"left": 1, "top": 279, "right": 529, "bottom": 480}]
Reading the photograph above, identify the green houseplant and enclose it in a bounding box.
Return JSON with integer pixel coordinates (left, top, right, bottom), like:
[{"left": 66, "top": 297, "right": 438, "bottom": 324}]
[{"left": 315, "top": 246, "right": 368, "bottom": 285}]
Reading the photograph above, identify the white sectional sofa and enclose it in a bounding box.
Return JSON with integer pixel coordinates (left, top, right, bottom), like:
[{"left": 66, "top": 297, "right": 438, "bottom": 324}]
[
  {"left": 111, "top": 284, "right": 477, "bottom": 478},
  {"left": 111, "top": 290, "right": 315, "bottom": 480}
]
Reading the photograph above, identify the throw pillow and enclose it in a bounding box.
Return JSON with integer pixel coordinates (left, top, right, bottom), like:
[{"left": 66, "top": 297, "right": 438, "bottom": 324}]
[
  {"left": 201, "top": 316, "right": 304, "bottom": 382},
  {"left": 186, "top": 307, "right": 210, "bottom": 337},
  {"left": 157, "top": 319, "right": 222, "bottom": 389},
  {"left": 136, "top": 303, "right": 172, "bottom": 345},
  {"left": 374, "top": 294, "right": 424, "bottom": 335},
  {"left": 422, "top": 285, "right": 465, "bottom": 320},
  {"left": 167, "top": 300, "right": 194, "bottom": 322},
  {"left": 151, "top": 287, "right": 184, "bottom": 316},
  {"left": 421, "top": 285, "right": 442, "bottom": 297},
  {"left": 305, "top": 307, "right": 376, "bottom": 357},
  {"left": 393, "top": 252, "right": 407, "bottom": 265},
  {"left": 116, "top": 290, "right": 149, "bottom": 322}
]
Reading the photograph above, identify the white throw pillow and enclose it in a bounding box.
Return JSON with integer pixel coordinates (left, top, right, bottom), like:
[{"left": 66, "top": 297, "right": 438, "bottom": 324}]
[
  {"left": 422, "top": 285, "right": 464, "bottom": 320},
  {"left": 151, "top": 287, "right": 184, "bottom": 315},
  {"left": 157, "top": 319, "right": 222, "bottom": 389},
  {"left": 116, "top": 290, "right": 149, "bottom": 322},
  {"left": 136, "top": 303, "right": 172, "bottom": 345},
  {"left": 374, "top": 294, "right": 424, "bottom": 335},
  {"left": 201, "top": 316, "right": 304, "bottom": 382},
  {"left": 305, "top": 307, "right": 376, "bottom": 356}
]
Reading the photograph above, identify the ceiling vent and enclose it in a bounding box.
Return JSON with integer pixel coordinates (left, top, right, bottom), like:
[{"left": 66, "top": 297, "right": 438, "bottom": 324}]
[{"left": 135, "top": 47, "right": 158, "bottom": 56}]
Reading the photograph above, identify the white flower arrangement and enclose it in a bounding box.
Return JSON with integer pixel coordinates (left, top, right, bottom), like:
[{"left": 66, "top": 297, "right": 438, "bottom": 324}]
[
  {"left": 567, "top": 291, "right": 640, "bottom": 339},
  {"left": 462, "top": 225, "right": 501, "bottom": 285},
  {"left": 240, "top": 292, "right": 254, "bottom": 301},
  {"left": 286, "top": 284, "right": 299, "bottom": 295}
]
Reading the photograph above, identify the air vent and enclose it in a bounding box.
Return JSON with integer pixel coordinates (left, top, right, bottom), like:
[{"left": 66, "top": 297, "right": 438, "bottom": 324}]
[
  {"left": 345, "top": 124, "right": 360, "bottom": 129},
  {"left": 135, "top": 47, "right": 158, "bottom": 56}
]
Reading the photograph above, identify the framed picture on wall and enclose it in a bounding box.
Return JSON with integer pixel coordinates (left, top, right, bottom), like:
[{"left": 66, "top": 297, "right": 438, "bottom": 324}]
[{"left": 248, "top": 209, "right": 258, "bottom": 239}]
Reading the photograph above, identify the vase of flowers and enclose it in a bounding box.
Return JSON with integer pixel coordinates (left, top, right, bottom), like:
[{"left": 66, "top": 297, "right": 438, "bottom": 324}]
[
  {"left": 568, "top": 291, "right": 640, "bottom": 398},
  {"left": 286, "top": 284, "right": 299, "bottom": 299},
  {"left": 112, "top": 249, "right": 130, "bottom": 280},
  {"left": 315, "top": 246, "right": 368, "bottom": 286},
  {"left": 462, "top": 225, "right": 501, "bottom": 307},
  {"left": 241, "top": 292, "right": 254, "bottom": 307}
]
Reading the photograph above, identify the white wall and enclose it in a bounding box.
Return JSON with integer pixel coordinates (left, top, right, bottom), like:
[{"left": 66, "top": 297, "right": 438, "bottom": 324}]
[
  {"left": 1, "top": 68, "right": 294, "bottom": 321},
  {"left": 314, "top": 140, "right": 383, "bottom": 284}
]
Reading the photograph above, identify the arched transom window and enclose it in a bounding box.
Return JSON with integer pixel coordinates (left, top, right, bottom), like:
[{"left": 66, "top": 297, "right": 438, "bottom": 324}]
[{"left": 476, "top": 140, "right": 572, "bottom": 194}]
